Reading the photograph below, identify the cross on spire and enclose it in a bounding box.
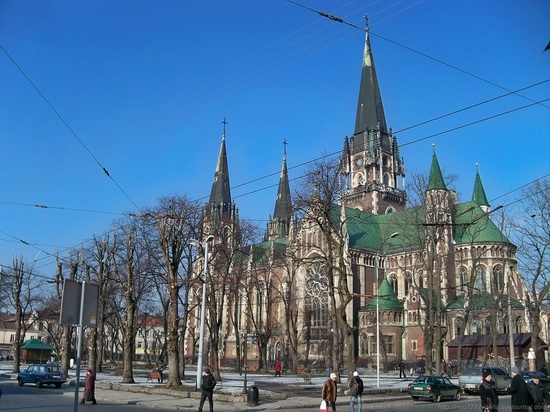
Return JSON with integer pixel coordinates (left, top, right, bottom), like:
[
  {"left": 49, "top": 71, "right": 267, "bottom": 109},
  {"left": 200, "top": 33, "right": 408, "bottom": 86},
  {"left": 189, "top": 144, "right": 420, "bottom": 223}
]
[
  {"left": 282, "top": 138, "right": 288, "bottom": 155},
  {"left": 222, "top": 117, "right": 228, "bottom": 140}
]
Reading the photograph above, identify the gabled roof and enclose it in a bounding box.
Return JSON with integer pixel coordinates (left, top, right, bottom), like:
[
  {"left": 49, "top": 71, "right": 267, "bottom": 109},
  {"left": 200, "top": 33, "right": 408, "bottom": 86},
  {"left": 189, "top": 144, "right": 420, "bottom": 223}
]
[{"left": 447, "top": 333, "right": 546, "bottom": 348}]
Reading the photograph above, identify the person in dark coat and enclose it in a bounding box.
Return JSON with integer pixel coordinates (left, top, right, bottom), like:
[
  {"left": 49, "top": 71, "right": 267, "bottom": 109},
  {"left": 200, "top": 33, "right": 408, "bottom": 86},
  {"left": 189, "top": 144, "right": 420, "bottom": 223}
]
[
  {"left": 540, "top": 364, "right": 548, "bottom": 376},
  {"left": 322, "top": 372, "right": 338, "bottom": 412},
  {"left": 510, "top": 366, "right": 531, "bottom": 411},
  {"left": 479, "top": 369, "right": 499, "bottom": 412},
  {"left": 198, "top": 366, "right": 216, "bottom": 412},
  {"left": 528, "top": 375, "right": 549, "bottom": 411},
  {"left": 348, "top": 371, "right": 364, "bottom": 412},
  {"left": 399, "top": 359, "right": 406, "bottom": 378},
  {"left": 81, "top": 368, "right": 97, "bottom": 405}
]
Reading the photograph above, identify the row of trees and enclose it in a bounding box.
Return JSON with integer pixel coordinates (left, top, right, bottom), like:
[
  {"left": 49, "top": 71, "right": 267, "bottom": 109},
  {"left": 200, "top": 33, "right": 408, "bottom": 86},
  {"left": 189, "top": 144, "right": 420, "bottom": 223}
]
[{"left": 0, "top": 162, "right": 548, "bottom": 385}]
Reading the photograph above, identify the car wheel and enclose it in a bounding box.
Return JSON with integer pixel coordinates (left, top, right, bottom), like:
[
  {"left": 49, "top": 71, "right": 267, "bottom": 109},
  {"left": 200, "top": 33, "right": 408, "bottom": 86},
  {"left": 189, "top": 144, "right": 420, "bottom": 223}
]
[
  {"left": 455, "top": 390, "right": 461, "bottom": 400},
  {"left": 17, "top": 378, "right": 24, "bottom": 386},
  {"left": 433, "top": 394, "right": 441, "bottom": 403},
  {"left": 36, "top": 379, "right": 43, "bottom": 388},
  {"left": 412, "top": 396, "right": 419, "bottom": 401},
  {"left": 55, "top": 383, "right": 62, "bottom": 388}
]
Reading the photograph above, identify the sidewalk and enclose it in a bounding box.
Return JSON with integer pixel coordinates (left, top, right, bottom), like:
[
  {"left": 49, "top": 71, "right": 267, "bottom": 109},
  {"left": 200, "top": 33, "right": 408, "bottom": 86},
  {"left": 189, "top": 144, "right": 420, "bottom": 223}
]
[
  {"left": 71, "top": 371, "right": 414, "bottom": 410},
  {"left": 1, "top": 362, "right": 423, "bottom": 410}
]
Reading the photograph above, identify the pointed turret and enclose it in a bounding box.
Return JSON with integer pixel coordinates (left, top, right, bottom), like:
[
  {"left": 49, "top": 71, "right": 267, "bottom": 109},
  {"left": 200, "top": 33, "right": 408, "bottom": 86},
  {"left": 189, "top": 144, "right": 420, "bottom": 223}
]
[
  {"left": 427, "top": 146, "right": 447, "bottom": 190},
  {"left": 268, "top": 142, "right": 292, "bottom": 241},
  {"left": 472, "top": 163, "right": 490, "bottom": 213},
  {"left": 354, "top": 26, "right": 388, "bottom": 142}
]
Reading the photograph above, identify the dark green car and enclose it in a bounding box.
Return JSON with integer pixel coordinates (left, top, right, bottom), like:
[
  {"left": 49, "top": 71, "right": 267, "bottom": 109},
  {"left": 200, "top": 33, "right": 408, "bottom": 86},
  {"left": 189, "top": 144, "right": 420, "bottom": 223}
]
[{"left": 407, "top": 375, "right": 462, "bottom": 402}]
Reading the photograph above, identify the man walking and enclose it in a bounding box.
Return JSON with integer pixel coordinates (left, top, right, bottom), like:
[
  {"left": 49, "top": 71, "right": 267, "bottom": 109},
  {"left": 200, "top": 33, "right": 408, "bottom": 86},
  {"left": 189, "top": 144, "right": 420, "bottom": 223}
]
[
  {"left": 198, "top": 367, "right": 216, "bottom": 412},
  {"left": 399, "top": 359, "right": 406, "bottom": 379},
  {"left": 348, "top": 371, "right": 364, "bottom": 412},
  {"left": 322, "top": 372, "right": 338, "bottom": 412},
  {"left": 510, "top": 366, "right": 530, "bottom": 411}
]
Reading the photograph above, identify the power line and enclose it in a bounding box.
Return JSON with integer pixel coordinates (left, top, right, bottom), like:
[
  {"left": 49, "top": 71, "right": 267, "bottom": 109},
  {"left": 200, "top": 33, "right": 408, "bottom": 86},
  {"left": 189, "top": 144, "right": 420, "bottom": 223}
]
[{"left": 0, "top": 44, "right": 142, "bottom": 213}]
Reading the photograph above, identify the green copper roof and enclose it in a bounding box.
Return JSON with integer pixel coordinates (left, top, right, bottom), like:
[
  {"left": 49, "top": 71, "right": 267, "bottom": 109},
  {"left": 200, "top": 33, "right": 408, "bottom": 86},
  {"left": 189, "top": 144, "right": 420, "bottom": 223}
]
[
  {"left": 446, "top": 292, "right": 524, "bottom": 310},
  {"left": 21, "top": 338, "right": 54, "bottom": 350},
  {"left": 472, "top": 168, "right": 490, "bottom": 208},
  {"left": 365, "top": 277, "right": 404, "bottom": 311},
  {"left": 427, "top": 150, "right": 447, "bottom": 190},
  {"left": 453, "top": 202, "right": 510, "bottom": 244}
]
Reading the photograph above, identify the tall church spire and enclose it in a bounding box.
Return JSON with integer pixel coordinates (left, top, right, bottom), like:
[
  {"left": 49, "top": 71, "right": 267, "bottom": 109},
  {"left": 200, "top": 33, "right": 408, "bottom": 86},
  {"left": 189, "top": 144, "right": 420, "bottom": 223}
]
[
  {"left": 267, "top": 140, "right": 292, "bottom": 241},
  {"left": 354, "top": 22, "right": 388, "bottom": 142},
  {"left": 209, "top": 118, "right": 232, "bottom": 216},
  {"left": 340, "top": 18, "right": 406, "bottom": 214}
]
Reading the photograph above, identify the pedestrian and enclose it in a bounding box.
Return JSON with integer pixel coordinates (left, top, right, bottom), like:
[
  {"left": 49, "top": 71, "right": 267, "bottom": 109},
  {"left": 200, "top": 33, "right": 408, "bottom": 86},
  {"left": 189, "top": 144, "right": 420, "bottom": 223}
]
[
  {"left": 441, "top": 359, "right": 447, "bottom": 376},
  {"left": 81, "top": 368, "right": 97, "bottom": 405},
  {"left": 156, "top": 358, "right": 165, "bottom": 383},
  {"left": 528, "top": 375, "right": 549, "bottom": 411},
  {"left": 510, "top": 366, "right": 531, "bottom": 411},
  {"left": 198, "top": 366, "right": 216, "bottom": 412},
  {"left": 479, "top": 369, "right": 499, "bottom": 412},
  {"left": 348, "top": 371, "right": 364, "bottom": 412},
  {"left": 399, "top": 359, "right": 406, "bottom": 379},
  {"left": 322, "top": 372, "right": 338, "bottom": 412},
  {"left": 275, "top": 359, "right": 282, "bottom": 377},
  {"left": 540, "top": 364, "right": 548, "bottom": 376}
]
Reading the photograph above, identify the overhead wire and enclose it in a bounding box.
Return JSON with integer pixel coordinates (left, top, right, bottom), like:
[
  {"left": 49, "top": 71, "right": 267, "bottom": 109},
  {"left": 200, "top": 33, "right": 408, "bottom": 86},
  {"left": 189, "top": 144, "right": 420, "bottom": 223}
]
[{"left": 1, "top": 2, "right": 548, "bottom": 270}]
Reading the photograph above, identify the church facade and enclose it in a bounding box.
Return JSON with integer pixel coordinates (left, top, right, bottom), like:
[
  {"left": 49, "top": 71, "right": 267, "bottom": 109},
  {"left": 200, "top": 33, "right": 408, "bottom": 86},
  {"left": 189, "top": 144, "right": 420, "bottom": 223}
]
[{"left": 186, "top": 27, "right": 546, "bottom": 374}]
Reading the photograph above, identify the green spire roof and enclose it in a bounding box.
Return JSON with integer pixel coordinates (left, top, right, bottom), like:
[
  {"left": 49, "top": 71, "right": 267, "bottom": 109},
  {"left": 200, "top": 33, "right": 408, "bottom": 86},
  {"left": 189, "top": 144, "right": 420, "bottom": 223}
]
[
  {"left": 453, "top": 202, "right": 511, "bottom": 244},
  {"left": 427, "top": 147, "right": 447, "bottom": 190},
  {"left": 366, "top": 277, "right": 403, "bottom": 311},
  {"left": 472, "top": 165, "right": 490, "bottom": 208}
]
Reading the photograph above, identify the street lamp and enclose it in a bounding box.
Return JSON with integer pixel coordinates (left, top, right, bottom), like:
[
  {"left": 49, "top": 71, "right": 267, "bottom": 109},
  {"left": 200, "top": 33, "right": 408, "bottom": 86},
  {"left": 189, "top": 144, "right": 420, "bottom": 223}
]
[
  {"left": 191, "top": 234, "right": 214, "bottom": 390},
  {"left": 375, "top": 231, "right": 399, "bottom": 388}
]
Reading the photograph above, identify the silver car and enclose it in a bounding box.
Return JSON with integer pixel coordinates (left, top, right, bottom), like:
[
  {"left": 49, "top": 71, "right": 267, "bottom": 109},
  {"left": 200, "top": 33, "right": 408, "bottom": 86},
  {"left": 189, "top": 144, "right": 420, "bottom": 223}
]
[{"left": 459, "top": 367, "right": 511, "bottom": 394}]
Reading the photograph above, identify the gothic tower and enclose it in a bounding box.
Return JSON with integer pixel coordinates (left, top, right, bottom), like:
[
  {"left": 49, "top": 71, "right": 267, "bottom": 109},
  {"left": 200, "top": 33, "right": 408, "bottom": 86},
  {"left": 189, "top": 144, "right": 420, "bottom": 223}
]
[
  {"left": 341, "top": 25, "right": 406, "bottom": 214},
  {"left": 266, "top": 142, "right": 292, "bottom": 241},
  {"left": 202, "top": 119, "right": 239, "bottom": 247}
]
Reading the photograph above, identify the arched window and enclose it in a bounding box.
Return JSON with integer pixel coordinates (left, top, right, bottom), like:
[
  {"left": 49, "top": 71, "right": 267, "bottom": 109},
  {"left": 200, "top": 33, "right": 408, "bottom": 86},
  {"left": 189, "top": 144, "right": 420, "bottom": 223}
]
[
  {"left": 455, "top": 317, "right": 463, "bottom": 337},
  {"left": 360, "top": 332, "right": 368, "bottom": 357},
  {"left": 472, "top": 319, "right": 482, "bottom": 334},
  {"left": 459, "top": 267, "right": 469, "bottom": 292},
  {"left": 485, "top": 317, "right": 492, "bottom": 335},
  {"left": 304, "top": 263, "right": 330, "bottom": 341},
  {"left": 493, "top": 265, "right": 504, "bottom": 293},
  {"left": 404, "top": 273, "right": 412, "bottom": 295},
  {"left": 417, "top": 272, "right": 424, "bottom": 289},
  {"left": 390, "top": 274, "right": 398, "bottom": 296},
  {"left": 516, "top": 317, "right": 524, "bottom": 333},
  {"left": 475, "top": 265, "right": 486, "bottom": 291}
]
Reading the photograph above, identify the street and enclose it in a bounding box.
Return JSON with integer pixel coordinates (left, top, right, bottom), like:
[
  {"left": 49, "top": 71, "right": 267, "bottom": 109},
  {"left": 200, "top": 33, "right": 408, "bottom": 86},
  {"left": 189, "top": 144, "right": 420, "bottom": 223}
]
[{"left": 0, "top": 378, "right": 174, "bottom": 412}]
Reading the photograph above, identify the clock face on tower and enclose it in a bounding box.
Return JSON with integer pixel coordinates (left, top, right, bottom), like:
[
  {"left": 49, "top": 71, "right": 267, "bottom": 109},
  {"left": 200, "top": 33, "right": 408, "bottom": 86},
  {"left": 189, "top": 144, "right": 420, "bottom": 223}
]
[{"left": 354, "top": 156, "right": 364, "bottom": 167}]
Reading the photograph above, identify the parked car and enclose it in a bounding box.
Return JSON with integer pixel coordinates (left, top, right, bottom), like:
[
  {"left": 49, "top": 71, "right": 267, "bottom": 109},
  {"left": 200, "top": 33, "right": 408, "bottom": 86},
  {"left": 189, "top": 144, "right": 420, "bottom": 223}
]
[
  {"left": 459, "top": 367, "right": 511, "bottom": 394},
  {"left": 407, "top": 375, "right": 462, "bottom": 402},
  {"left": 17, "top": 363, "right": 66, "bottom": 388},
  {"left": 519, "top": 371, "right": 550, "bottom": 392}
]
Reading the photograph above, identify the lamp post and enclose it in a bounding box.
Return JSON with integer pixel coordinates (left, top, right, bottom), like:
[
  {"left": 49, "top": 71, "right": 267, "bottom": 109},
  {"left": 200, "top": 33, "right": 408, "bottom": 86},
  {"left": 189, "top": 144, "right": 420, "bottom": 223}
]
[
  {"left": 375, "top": 232, "right": 399, "bottom": 388},
  {"left": 191, "top": 235, "right": 214, "bottom": 390}
]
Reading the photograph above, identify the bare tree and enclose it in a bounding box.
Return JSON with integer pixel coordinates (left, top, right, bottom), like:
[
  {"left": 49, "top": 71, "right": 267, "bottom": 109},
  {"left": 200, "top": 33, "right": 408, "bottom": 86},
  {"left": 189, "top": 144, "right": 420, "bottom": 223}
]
[
  {"left": 293, "top": 157, "right": 355, "bottom": 379},
  {"left": 511, "top": 178, "right": 550, "bottom": 367}
]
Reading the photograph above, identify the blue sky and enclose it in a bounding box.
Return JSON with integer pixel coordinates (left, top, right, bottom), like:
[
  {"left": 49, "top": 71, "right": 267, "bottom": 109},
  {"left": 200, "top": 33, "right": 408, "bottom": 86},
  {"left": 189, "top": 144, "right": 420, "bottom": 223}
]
[{"left": 1, "top": 0, "right": 549, "bottom": 277}]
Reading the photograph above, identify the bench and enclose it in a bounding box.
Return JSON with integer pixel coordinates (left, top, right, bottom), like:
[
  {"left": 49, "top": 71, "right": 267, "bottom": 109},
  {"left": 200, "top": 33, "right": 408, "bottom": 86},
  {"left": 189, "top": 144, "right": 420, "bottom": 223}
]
[{"left": 146, "top": 370, "right": 163, "bottom": 383}]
